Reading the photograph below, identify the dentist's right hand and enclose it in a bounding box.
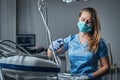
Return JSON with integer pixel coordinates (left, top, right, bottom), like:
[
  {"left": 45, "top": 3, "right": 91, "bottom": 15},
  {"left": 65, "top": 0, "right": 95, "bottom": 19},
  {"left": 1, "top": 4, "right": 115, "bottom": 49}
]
[
  {"left": 48, "top": 38, "right": 64, "bottom": 58},
  {"left": 49, "top": 38, "right": 64, "bottom": 51}
]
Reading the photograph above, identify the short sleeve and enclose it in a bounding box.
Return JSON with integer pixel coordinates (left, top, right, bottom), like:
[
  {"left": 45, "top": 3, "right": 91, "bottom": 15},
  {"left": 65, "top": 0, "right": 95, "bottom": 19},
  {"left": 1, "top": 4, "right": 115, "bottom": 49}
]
[
  {"left": 63, "top": 35, "right": 76, "bottom": 51},
  {"left": 98, "top": 39, "right": 108, "bottom": 57}
]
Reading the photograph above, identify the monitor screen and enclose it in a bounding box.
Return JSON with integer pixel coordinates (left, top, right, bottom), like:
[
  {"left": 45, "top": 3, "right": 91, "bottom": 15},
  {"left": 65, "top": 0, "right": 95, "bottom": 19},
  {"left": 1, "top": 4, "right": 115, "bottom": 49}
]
[{"left": 16, "top": 34, "right": 36, "bottom": 47}]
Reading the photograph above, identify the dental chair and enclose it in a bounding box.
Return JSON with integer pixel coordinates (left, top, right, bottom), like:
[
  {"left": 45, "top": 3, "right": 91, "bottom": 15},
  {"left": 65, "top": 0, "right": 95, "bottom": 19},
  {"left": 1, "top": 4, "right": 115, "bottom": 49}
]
[
  {"left": 106, "top": 42, "right": 118, "bottom": 80},
  {"left": 0, "top": 39, "right": 61, "bottom": 80}
]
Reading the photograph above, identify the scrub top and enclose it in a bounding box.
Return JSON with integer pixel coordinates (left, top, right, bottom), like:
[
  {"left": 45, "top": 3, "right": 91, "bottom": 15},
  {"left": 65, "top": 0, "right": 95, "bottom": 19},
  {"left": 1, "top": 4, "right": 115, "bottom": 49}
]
[{"left": 63, "top": 34, "right": 108, "bottom": 75}]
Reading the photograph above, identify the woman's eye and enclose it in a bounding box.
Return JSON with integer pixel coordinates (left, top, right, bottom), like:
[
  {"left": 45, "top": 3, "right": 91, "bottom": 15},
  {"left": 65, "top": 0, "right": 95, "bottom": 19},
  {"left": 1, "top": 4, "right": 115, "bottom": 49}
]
[
  {"left": 87, "top": 21, "right": 92, "bottom": 24},
  {"left": 88, "top": 21, "right": 91, "bottom": 22},
  {"left": 80, "top": 18, "right": 85, "bottom": 21}
]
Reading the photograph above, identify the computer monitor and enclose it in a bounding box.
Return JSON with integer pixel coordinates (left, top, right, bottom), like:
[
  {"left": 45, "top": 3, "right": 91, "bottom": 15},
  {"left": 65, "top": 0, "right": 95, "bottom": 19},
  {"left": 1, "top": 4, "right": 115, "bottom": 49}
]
[{"left": 16, "top": 34, "right": 36, "bottom": 47}]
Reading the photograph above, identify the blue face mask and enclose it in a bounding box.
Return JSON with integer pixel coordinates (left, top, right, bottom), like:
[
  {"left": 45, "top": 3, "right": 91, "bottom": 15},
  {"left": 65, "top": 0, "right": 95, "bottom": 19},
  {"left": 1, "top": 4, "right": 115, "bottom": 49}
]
[{"left": 77, "top": 21, "right": 92, "bottom": 33}]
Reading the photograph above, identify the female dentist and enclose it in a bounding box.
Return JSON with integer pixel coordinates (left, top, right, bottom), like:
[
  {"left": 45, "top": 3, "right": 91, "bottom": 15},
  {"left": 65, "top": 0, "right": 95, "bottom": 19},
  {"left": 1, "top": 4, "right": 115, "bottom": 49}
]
[{"left": 47, "top": 7, "right": 110, "bottom": 80}]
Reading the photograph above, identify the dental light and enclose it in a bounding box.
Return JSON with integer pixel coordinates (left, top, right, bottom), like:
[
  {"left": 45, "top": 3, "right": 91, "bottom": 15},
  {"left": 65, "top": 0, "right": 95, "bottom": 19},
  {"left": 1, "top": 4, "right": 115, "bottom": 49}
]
[
  {"left": 62, "top": 0, "right": 78, "bottom": 3},
  {"left": 62, "top": 0, "right": 89, "bottom": 3}
]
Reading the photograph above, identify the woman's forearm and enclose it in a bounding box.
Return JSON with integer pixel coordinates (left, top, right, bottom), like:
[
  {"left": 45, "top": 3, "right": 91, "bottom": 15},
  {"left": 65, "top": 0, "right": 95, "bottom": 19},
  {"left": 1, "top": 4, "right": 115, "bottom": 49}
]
[
  {"left": 93, "top": 64, "right": 110, "bottom": 78},
  {"left": 47, "top": 47, "right": 65, "bottom": 58},
  {"left": 47, "top": 48, "right": 53, "bottom": 58}
]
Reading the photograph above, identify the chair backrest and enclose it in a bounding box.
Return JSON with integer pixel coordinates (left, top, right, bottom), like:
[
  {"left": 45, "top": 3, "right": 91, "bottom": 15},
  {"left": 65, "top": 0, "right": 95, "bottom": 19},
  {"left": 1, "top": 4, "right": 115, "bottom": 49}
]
[
  {"left": 104, "top": 41, "right": 113, "bottom": 66},
  {"left": 65, "top": 51, "right": 71, "bottom": 73}
]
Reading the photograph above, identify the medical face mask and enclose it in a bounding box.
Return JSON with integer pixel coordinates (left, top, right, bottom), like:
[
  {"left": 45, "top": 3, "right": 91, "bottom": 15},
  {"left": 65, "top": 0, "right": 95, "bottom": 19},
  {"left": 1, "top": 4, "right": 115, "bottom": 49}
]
[{"left": 77, "top": 21, "right": 92, "bottom": 33}]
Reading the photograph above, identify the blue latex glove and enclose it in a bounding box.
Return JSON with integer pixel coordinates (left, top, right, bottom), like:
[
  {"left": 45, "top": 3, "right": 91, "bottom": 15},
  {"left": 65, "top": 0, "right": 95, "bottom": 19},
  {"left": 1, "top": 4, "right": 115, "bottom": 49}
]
[
  {"left": 49, "top": 38, "right": 64, "bottom": 51},
  {"left": 85, "top": 73, "right": 94, "bottom": 80},
  {"left": 88, "top": 74, "right": 95, "bottom": 79},
  {"left": 72, "top": 73, "right": 94, "bottom": 80}
]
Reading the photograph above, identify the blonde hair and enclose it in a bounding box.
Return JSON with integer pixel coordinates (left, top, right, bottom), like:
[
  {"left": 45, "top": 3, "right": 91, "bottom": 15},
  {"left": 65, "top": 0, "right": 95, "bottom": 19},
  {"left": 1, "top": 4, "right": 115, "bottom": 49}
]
[{"left": 79, "top": 7, "right": 101, "bottom": 53}]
